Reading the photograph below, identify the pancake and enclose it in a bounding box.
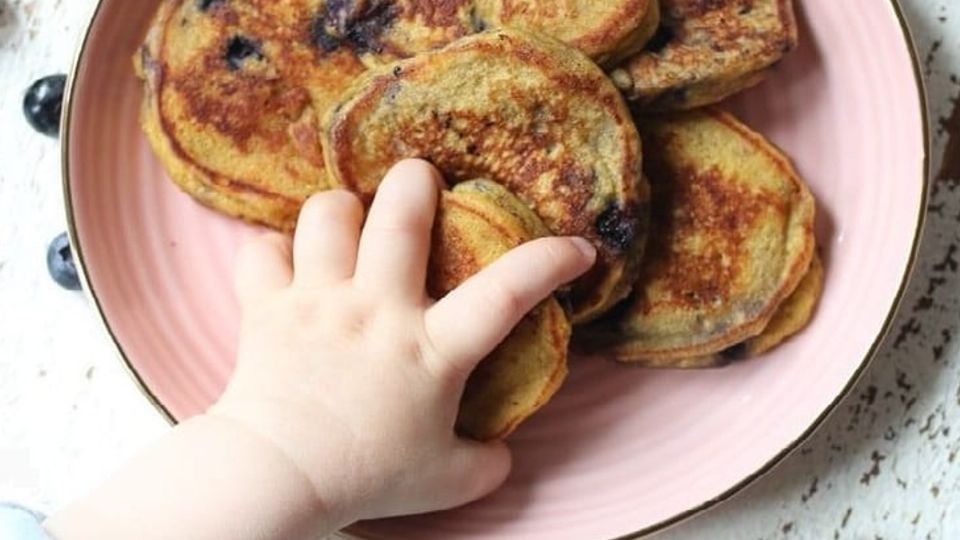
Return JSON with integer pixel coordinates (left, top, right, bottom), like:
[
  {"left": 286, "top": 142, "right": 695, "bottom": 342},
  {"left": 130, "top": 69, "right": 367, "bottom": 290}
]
[
  {"left": 471, "top": 0, "right": 661, "bottom": 65},
  {"left": 577, "top": 108, "right": 816, "bottom": 365},
  {"left": 639, "top": 252, "right": 824, "bottom": 368},
  {"left": 136, "top": 0, "right": 362, "bottom": 231},
  {"left": 137, "top": 0, "right": 659, "bottom": 231},
  {"left": 610, "top": 0, "right": 798, "bottom": 111},
  {"left": 431, "top": 180, "right": 569, "bottom": 441},
  {"left": 741, "top": 250, "right": 823, "bottom": 356},
  {"left": 323, "top": 29, "right": 649, "bottom": 323},
  {"left": 326, "top": 0, "right": 660, "bottom": 66}
]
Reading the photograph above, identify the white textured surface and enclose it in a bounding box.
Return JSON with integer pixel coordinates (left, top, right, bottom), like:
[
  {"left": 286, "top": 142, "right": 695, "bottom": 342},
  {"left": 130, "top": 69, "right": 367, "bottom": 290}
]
[{"left": 0, "top": 0, "right": 958, "bottom": 538}]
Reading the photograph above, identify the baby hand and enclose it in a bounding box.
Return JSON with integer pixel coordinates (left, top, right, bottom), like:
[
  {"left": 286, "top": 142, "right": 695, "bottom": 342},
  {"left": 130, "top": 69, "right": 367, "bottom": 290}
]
[{"left": 212, "top": 160, "right": 596, "bottom": 528}]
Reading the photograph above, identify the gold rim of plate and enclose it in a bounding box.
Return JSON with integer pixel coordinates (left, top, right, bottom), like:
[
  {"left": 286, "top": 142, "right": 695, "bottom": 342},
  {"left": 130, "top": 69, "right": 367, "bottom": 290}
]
[{"left": 58, "top": 1, "right": 930, "bottom": 538}]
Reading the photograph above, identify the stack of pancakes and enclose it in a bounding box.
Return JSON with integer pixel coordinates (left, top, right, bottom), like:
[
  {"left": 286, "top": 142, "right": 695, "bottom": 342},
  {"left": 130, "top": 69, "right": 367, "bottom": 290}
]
[{"left": 137, "top": 0, "right": 819, "bottom": 440}]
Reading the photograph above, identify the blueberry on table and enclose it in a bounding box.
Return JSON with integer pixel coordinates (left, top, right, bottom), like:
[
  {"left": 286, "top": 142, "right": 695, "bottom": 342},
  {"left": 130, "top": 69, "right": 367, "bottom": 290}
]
[
  {"left": 47, "top": 232, "right": 82, "bottom": 291},
  {"left": 23, "top": 74, "right": 67, "bottom": 137}
]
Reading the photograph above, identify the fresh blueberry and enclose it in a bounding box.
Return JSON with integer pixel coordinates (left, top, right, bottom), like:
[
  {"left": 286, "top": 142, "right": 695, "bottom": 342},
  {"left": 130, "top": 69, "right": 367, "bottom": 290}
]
[
  {"left": 23, "top": 74, "right": 67, "bottom": 137},
  {"left": 47, "top": 232, "right": 82, "bottom": 291}
]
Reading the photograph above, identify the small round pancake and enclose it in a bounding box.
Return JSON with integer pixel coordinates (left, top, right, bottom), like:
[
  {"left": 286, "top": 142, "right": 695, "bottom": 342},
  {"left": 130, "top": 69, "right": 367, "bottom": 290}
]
[
  {"left": 137, "top": 0, "right": 365, "bottom": 231},
  {"left": 644, "top": 252, "right": 824, "bottom": 369},
  {"left": 577, "top": 108, "right": 816, "bottom": 364},
  {"left": 743, "top": 250, "right": 823, "bottom": 356},
  {"left": 610, "top": 0, "right": 798, "bottom": 111},
  {"left": 337, "top": 0, "right": 660, "bottom": 66},
  {"left": 431, "top": 180, "right": 570, "bottom": 441},
  {"left": 138, "top": 0, "right": 659, "bottom": 231},
  {"left": 323, "top": 29, "right": 649, "bottom": 323},
  {"left": 472, "top": 0, "right": 660, "bottom": 65}
]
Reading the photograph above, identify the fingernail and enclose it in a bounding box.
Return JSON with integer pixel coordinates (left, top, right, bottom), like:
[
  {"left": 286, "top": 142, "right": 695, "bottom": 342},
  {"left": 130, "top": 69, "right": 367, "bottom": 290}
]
[{"left": 570, "top": 237, "right": 597, "bottom": 261}]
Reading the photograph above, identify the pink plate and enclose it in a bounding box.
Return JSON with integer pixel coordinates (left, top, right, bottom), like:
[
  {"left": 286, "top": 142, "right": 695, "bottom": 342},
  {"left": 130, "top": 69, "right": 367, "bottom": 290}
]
[{"left": 63, "top": 1, "right": 927, "bottom": 538}]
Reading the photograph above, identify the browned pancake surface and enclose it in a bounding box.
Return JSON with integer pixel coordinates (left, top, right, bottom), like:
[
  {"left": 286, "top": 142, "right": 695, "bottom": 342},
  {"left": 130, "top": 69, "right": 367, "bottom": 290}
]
[
  {"left": 432, "top": 181, "right": 570, "bottom": 441},
  {"left": 323, "top": 29, "right": 648, "bottom": 323},
  {"left": 138, "top": 0, "right": 659, "bottom": 230},
  {"left": 612, "top": 0, "right": 797, "bottom": 111},
  {"left": 577, "top": 108, "right": 816, "bottom": 364},
  {"left": 138, "top": 0, "right": 364, "bottom": 230}
]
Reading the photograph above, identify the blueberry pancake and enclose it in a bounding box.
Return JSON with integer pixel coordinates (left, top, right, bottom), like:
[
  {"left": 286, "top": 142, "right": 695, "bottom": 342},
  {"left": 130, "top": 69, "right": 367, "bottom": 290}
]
[
  {"left": 432, "top": 180, "right": 570, "bottom": 441},
  {"left": 577, "top": 108, "right": 816, "bottom": 365},
  {"left": 329, "top": 0, "right": 660, "bottom": 66},
  {"left": 323, "top": 29, "right": 649, "bottom": 323},
  {"left": 610, "top": 0, "right": 798, "bottom": 111},
  {"left": 471, "top": 0, "right": 661, "bottom": 65},
  {"left": 740, "top": 251, "right": 823, "bottom": 358},
  {"left": 612, "top": 252, "right": 823, "bottom": 369},
  {"left": 136, "top": 0, "right": 367, "bottom": 230},
  {"left": 137, "top": 0, "right": 659, "bottom": 231}
]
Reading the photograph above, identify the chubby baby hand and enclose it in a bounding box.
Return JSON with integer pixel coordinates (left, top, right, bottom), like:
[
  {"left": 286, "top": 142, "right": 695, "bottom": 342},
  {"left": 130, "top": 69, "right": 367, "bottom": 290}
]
[{"left": 212, "top": 160, "right": 596, "bottom": 527}]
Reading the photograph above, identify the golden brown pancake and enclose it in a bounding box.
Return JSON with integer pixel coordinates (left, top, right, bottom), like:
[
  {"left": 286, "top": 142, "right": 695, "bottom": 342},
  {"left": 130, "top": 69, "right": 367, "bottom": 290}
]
[
  {"left": 137, "top": 0, "right": 659, "bottom": 231},
  {"left": 323, "top": 29, "right": 649, "bottom": 323},
  {"left": 742, "top": 251, "right": 823, "bottom": 356},
  {"left": 432, "top": 180, "right": 569, "bottom": 441},
  {"left": 577, "top": 108, "right": 816, "bottom": 365},
  {"left": 335, "top": 0, "right": 660, "bottom": 66},
  {"left": 136, "top": 0, "right": 362, "bottom": 231},
  {"left": 610, "top": 0, "right": 798, "bottom": 111},
  {"left": 471, "top": 0, "right": 660, "bottom": 65},
  {"left": 640, "top": 252, "right": 824, "bottom": 368}
]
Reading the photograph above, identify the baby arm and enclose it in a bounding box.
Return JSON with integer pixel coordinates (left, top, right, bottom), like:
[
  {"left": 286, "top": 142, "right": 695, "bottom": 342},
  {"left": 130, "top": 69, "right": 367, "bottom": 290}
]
[{"left": 43, "top": 160, "right": 595, "bottom": 540}]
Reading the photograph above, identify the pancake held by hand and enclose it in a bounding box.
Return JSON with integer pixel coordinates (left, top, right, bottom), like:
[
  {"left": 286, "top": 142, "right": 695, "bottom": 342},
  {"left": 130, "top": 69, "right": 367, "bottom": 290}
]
[
  {"left": 137, "top": 0, "right": 659, "bottom": 231},
  {"left": 578, "top": 109, "right": 817, "bottom": 365},
  {"left": 324, "top": 29, "right": 649, "bottom": 322},
  {"left": 432, "top": 181, "right": 570, "bottom": 441},
  {"left": 611, "top": 0, "right": 798, "bottom": 111}
]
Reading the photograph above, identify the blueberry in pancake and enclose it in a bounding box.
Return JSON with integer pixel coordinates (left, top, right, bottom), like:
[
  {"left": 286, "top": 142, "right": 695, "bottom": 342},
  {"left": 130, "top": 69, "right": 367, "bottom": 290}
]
[{"left": 577, "top": 108, "right": 817, "bottom": 366}]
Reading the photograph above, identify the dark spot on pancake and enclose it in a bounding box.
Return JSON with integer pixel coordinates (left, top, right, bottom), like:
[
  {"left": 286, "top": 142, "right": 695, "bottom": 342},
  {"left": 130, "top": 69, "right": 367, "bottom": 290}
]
[
  {"left": 469, "top": 7, "right": 488, "bottom": 31},
  {"left": 383, "top": 82, "right": 402, "bottom": 102},
  {"left": 471, "top": 182, "right": 493, "bottom": 193},
  {"left": 392, "top": 65, "right": 403, "bottom": 77},
  {"left": 738, "top": 3, "right": 753, "bottom": 15},
  {"left": 224, "top": 36, "right": 263, "bottom": 71},
  {"left": 553, "top": 289, "right": 575, "bottom": 315},
  {"left": 668, "top": 87, "right": 689, "bottom": 104},
  {"left": 431, "top": 110, "right": 452, "bottom": 130},
  {"left": 312, "top": 0, "right": 399, "bottom": 54},
  {"left": 197, "top": 0, "right": 224, "bottom": 10},
  {"left": 596, "top": 204, "right": 637, "bottom": 252},
  {"left": 644, "top": 25, "right": 675, "bottom": 54},
  {"left": 139, "top": 46, "right": 157, "bottom": 74},
  {"left": 720, "top": 342, "right": 749, "bottom": 362},
  {"left": 311, "top": 22, "right": 342, "bottom": 52}
]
